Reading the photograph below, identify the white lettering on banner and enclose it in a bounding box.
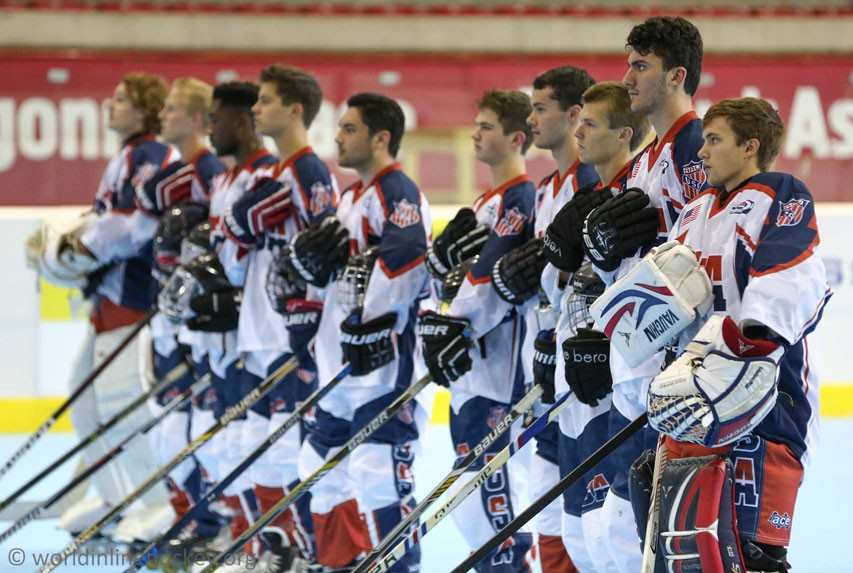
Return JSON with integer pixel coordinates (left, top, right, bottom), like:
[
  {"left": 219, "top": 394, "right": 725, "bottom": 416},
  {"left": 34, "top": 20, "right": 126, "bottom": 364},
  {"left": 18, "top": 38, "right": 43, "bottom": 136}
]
[
  {"left": 59, "top": 99, "right": 100, "bottom": 160},
  {"left": 18, "top": 98, "right": 58, "bottom": 161},
  {"left": 0, "top": 99, "right": 14, "bottom": 172},
  {"left": 785, "top": 87, "right": 832, "bottom": 159},
  {"left": 828, "top": 99, "right": 853, "bottom": 157}
]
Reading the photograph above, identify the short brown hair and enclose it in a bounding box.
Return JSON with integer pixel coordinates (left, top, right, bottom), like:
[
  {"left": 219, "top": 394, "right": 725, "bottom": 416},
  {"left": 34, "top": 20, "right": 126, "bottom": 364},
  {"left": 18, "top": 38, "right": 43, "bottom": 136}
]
[
  {"left": 123, "top": 72, "right": 168, "bottom": 134},
  {"left": 703, "top": 97, "right": 784, "bottom": 171},
  {"left": 259, "top": 64, "right": 323, "bottom": 128},
  {"left": 171, "top": 77, "right": 214, "bottom": 127},
  {"left": 478, "top": 89, "right": 534, "bottom": 154},
  {"left": 581, "top": 81, "right": 651, "bottom": 151}
]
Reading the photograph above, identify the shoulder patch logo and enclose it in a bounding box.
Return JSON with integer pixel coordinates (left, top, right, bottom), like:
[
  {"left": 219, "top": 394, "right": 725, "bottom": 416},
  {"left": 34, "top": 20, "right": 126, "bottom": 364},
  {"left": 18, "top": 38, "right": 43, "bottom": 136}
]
[
  {"left": 494, "top": 206, "right": 526, "bottom": 237},
  {"left": 309, "top": 181, "right": 334, "bottom": 217},
  {"left": 680, "top": 160, "right": 707, "bottom": 201},
  {"left": 389, "top": 197, "right": 421, "bottom": 228},
  {"left": 776, "top": 198, "right": 810, "bottom": 227},
  {"left": 729, "top": 199, "right": 755, "bottom": 215}
]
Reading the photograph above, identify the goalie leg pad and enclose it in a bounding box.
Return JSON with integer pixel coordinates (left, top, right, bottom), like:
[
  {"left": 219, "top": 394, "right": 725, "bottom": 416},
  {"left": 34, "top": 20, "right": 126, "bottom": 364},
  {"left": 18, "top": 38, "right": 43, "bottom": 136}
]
[
  {"left": 655, "top": 454, "right": 747, "bottom": 573},
  {"left": 591, "top": 241, "right": 712, "bottom": 368}
]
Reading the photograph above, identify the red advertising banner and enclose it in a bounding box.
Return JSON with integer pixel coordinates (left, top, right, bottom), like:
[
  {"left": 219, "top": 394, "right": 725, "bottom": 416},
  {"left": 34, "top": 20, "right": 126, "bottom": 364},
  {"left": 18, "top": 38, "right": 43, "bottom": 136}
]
[{"left": 0, "top": 50, "right": 850, "bottom": 204}]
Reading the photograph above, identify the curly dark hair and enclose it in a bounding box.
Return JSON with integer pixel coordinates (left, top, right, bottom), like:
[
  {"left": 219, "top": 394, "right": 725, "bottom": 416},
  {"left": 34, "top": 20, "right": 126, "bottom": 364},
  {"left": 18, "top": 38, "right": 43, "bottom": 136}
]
[
  {"left": 626, "top": 16, "right": 704, "bottom": 96},
  {"left": 532, "top": 66, "right": 596, "bottom": 111},
  {"left": 346, "top": 92, "right": 406, "bottom": 158}
]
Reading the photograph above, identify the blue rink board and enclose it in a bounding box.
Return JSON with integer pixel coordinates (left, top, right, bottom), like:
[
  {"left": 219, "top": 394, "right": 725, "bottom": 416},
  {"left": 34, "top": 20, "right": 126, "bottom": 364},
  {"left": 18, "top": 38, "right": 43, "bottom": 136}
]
[{"left": 0, "top": 419, "right": 850, "bottom": 572}]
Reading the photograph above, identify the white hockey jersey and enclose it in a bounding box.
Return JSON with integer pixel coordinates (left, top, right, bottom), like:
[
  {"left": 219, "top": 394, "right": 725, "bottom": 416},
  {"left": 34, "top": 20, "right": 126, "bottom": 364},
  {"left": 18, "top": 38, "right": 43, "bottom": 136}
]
[
  {"left": 446, "top": 175, "right": 536, "bottom": 405},
  {"left": 314, "top": 164, "right": 430, "bottom": 392},
  {"left": 670, "top": 171, "right": 830, "bottom": 463}
]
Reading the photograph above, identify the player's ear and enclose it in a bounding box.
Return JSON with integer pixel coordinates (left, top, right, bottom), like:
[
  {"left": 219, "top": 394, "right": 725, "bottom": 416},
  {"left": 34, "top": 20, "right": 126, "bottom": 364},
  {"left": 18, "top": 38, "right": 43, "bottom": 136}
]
[
  {"left": 372, "top": 129, "right": 391, "bottom": 153},
  {"left": 669, "top": 66, "right": 688, "bottom": 91},
  {"left": 566, "top": 104, "right": 582, "bottom": 122},
  {"left": 743, "top": 137, "right": 760, "bottom": 159},
  {"left": 619, "top": 126, "right": 634, "bottom": 146},
  {"left": 511, "top": 130, "right": 527, "bottom": 152}
]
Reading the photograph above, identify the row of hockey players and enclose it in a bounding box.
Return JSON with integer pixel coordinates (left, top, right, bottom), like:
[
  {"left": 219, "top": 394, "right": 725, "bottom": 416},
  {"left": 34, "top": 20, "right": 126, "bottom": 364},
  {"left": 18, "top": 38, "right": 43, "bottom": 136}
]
[{"left": 24, "top": 14, "right": 828, "bottom": 573}]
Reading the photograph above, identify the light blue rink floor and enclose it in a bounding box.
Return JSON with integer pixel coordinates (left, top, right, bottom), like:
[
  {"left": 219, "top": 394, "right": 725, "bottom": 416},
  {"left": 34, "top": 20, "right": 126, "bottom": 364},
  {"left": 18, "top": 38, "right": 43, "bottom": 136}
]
[{"left": 0, "top": 420, "right": 851, "bottom": 572}]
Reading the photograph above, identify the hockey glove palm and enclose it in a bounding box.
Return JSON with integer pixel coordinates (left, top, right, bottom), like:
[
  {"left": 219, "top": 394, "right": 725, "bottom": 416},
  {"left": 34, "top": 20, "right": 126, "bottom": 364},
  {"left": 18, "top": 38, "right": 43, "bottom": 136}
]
[
  {"left": 532, "top": 330, "right": 557, "bottom": 404},
  {"left": 491, "top": 237, "right": 546, "bottom": 305},
  {"left": 340, "top": 312, "right": 397, "bottom": 376},
  {"left": 543, "top": 185, "right": 611, "bottom": 272},
  {"left": 582, "top": 188, "right": 659, "bottom": 272},
  {"left": 562, "top": 328, "right": 612, "bottom": 406},
  {"left": 426, "top": 208, "right": 489, "bottom": 278},
  {"left": 418, "top": 311, "right": 472, "bottom": 387}
]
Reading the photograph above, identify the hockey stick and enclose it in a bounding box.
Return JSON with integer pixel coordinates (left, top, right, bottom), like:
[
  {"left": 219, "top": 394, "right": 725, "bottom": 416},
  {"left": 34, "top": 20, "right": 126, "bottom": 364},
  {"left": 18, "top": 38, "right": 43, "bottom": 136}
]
[
  {"left": 364, "top": 388, "right": 571, "bottom": 573},
  {"left": 0, "top": 372, "right": 211, "bottom": 545},
  {"left": 0, "top": 308, "right": 156, "bottom": 481},
  {"left": 449, "top": 413, "right": 648, "bottom": 573},
  {"left": 125, "top": 362, "right": 354, "bottom": 573},
  {"left": 197, "top": 372, "right": 434, "bottom": 573},
  {"left": 36, "top": 355, "right": 298, "bottom": 573},
  {"left": 0, "top": 358, "right": 191, "bottom": 513},
  {"left": 352, "top": 384, "right": 544, "bottom": 573},
  {"left": 639, "top": 436, "right": 669, "bottom": 573}
]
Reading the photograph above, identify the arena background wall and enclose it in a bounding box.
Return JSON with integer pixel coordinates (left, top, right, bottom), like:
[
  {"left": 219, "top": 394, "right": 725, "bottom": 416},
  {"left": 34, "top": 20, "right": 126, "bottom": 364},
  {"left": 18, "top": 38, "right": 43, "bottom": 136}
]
[{"left": 0, "top": 4, "right": 850, "bottom": 430}]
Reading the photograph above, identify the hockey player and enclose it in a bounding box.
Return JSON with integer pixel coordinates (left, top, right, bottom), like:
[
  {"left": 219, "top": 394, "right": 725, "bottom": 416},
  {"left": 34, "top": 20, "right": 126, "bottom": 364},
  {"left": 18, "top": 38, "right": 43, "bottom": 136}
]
[
  {"left": 220, "top": 64, "right": 336, "bottom": 571},
  {"left": 199, "top": 80, "right": 278, "bottom": 564},
  {"left": 25, "top": 73, "right": 176, "bottom": 536},
  {"left": 419, "top": 90, "right": 536, "bottom": 572},
  {"left": 292, "top": 92, "right": 429, "bottom": 572},
  {"left": 541, "top": 17, "right": 707, "bottom": 572},
  {"left": 127, "top": 76, "right": 228, "bottom": 545},
  {"left": 634, "top": 97, "right": 829, "bottom": 573},
  {"left": 524, "top": 65, "right": 597, "bottom": 573}
]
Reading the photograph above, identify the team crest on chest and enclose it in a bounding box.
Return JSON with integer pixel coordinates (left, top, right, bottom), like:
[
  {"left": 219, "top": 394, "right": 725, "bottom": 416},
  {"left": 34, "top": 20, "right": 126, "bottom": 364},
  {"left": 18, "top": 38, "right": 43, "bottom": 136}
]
[
  {"left": 389, "top": 198, "right": 421, "bottom": 228},
  {"left": 680, "top": 160, "right": 707, "bottom": 201},
  {"left": 776, "top": 198, "right": 809, "bottom": 227},
  {"left": 494, "top": 207, "right": 526, "bottom": 237},
  {"left": 309, "top": 182, "right": 334, "bottom": 216}
]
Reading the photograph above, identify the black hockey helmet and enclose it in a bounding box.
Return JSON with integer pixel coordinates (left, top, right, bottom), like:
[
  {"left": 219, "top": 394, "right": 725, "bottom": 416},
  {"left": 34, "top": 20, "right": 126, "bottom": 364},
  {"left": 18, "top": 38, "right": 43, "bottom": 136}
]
[
  {"left": 440, "top": 256, "right": 478, "bottom": 305},
  {"left": 565, "top": 261, "right": 605, "bottom": 331},
  {"left": 153, "top": 202, "right": 209, "bottom": 281}
]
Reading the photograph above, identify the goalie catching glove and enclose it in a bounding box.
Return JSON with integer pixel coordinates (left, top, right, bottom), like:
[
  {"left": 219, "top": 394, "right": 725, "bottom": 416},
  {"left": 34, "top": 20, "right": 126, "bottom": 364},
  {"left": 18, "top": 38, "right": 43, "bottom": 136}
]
[
  {"left": 591, "top": 240, "right": 712, "bottom": 367},
  {"left": 582, "top": 188, "right": 659, "bottom": 271},
  {"left": 648, "top": 314, "right": 784, "bottom": 448},
  {"left": 426, "top": 208, "right": 489, "bottom": 278},
  {"left": 418, "top": 312, "right": 472, "bottom": 387},
  {"left": 25, "top": 214, "right": 102, "bottom": 288},
  {"left": 285, "top": 216, "right": 350, "bottom": 287},
  {"left": 542, "top": 185, "right": 611, "bottom": 272},
  {"left": 491, "top": 237, "right": 546, "bottom": 305}
]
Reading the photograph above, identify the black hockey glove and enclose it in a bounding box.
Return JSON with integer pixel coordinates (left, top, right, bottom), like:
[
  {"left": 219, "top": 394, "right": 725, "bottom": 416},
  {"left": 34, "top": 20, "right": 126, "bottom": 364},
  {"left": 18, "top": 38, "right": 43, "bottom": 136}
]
[
  {"left": 532, "top": 330, "right": 557, "bottom": 404},
  {"left": 491, "top": 237, "right": 546, "bottom": 305},
  {"left": 280, "top": 299, "right": 323, "bottom": 356},
  {"left": 340, "top": 312, "right": 397, "bottom": 376},
  {"left": 187, "top": 288, "right": 242, "bottom": 332},
  {"left": 418, "top": 311, "right": 472, "bottom": 387},
  {"left": 289, "top": 216, "right": 350, "bottom": 287},
  {"left": 562, "top": 328, "right": 612, "bottom": 406},
  {"left": 582, "top": 188, "right": 659, "bottom": 272},
  {"left": 543, "top": 185, "right": 612, "bottom": 272},
  {"left": 426, "top": 208, "right": 489, "bottom": 278}
]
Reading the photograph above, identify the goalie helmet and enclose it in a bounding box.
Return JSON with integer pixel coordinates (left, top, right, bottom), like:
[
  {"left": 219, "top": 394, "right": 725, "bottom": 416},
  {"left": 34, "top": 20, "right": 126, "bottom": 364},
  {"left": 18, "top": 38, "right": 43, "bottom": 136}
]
[
  {"left": 337, "top": 247, "right": 379, "bottom": 316},
  {"left": 153, "top": 202, "right": 209, "bottom": 282},
  {"left": 439, "top": 256, "right": 477, "bottom": 305},
  {"left": 159, "top": 252, "right": 231, "bottom": 323},
  {"left": 180, "top": 221, "right": 212, "bottom": 265},
  {"left": 564, "top": 262, "right": 605, "bottom": 334}
]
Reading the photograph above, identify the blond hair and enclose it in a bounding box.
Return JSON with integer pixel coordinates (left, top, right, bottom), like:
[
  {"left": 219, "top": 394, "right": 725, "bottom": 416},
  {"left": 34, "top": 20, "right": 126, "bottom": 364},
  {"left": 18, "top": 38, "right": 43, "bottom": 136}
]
[{"left": 171, "top": 77, "right": 214, "bottom": 127}]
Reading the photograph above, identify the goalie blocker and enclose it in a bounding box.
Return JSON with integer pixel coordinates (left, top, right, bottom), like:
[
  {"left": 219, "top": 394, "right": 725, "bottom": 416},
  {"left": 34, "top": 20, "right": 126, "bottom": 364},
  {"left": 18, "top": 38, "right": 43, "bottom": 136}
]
[{"left": 591, "top": 240, "right": 712, "bottom": 367}]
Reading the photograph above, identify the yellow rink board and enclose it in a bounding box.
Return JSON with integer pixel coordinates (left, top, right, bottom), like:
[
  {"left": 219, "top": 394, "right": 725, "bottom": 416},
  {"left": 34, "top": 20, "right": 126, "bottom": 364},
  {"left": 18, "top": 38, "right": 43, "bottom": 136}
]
[{"left": 0, "top": 385, "right": 851, "bottom": 433}]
